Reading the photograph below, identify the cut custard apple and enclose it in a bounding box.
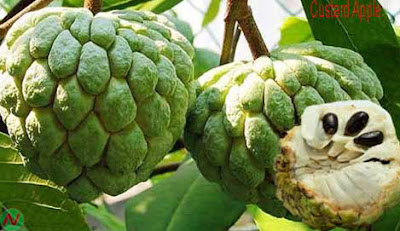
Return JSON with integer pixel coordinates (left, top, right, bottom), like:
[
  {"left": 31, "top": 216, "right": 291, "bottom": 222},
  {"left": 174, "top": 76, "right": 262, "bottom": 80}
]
[{"left": 275, "top": 100, "right": 400, "bottom": 230}]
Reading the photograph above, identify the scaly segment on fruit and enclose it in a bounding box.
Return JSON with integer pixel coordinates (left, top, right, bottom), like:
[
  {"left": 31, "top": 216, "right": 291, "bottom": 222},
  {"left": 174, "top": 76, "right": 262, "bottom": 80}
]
[
  {"left": 184, "top": 41, "right": 384, "bottom": 217},
  {"left": 275, "top": 101, "right": 400, "bottom": 230},
  {"left": 0, "top": 7, "right": 195, "bottom": 202}
]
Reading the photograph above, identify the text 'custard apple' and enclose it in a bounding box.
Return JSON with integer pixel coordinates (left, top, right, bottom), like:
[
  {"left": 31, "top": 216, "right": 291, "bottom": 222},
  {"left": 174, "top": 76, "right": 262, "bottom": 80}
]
[
  {"left": 184, "top": 41, "right": 384, "bottom": 210},
  {"left": 0, "top": 7, "right": 195, "bottom": 202},
  {"left": 276, "top": 101, "right": 400, "bottom": 230}
]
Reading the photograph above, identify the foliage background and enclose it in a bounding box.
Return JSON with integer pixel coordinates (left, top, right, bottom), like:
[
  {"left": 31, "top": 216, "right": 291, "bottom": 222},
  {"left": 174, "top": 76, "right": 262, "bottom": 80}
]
[{"left": 153, "top": 0, "right": 400, "bottom": 60}]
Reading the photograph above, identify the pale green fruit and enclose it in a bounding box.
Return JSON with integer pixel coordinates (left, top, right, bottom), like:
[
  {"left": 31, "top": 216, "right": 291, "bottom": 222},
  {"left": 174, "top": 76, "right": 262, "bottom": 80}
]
[
  {"left": 276, "top": 101, "right": 400, "bottom": 230},
  {"left": 0, "top": 8, "right": 195, "bottom": 202},
  {"left": 184, "top": 41, "right": 383, "bottom": 210}
]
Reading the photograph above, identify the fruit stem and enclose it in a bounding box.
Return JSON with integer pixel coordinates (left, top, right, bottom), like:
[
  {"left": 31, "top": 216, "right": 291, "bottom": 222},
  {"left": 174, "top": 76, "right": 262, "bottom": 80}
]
[
  {"left": 221, "top": 19, "right": 236, "bottom": 65},
  {"left": 220, "top": 0, "right": 269, "bottom": 64},
  {"left": 84, "top": 0, "right": 103, "bottom": 15},
  {"left": 0, "top": 0, "right": 54, "bottom": 39},
  {"left": 238, "top": 7, "right": 270, "bottom": 59},
  {"left": 229, "top": 23, "right": 242, "bottom": 63}
]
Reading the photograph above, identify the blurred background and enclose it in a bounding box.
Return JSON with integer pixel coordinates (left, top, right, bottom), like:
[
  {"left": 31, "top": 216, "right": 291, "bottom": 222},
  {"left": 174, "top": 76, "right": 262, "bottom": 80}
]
[{"left": 171, "top": 0, "right": 400, "bottom": 60}]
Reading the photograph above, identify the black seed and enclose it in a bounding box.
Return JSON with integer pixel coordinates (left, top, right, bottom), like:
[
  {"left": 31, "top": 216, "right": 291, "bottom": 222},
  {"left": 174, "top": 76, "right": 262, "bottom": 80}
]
[
  {"left": 345, "top": 111, "right": 369, "bottom": 136},
  {"left": 364, "top": 158, "right": 390, "bottom": 165},
  {"left": 354, "top": 131, "right": 384, "bottom": 147},
  {"left": 322, "top": 113, "right": 338, "bottom": 135}
]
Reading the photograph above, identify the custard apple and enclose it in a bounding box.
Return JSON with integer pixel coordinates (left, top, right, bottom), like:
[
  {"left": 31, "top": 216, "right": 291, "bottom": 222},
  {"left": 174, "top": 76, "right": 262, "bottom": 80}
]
[
  {"left": 276, "top": 100, "right": 400, "bottom": 230},
  {"left": 0, "top": 7, "right": 195, "bottom": 202},
  {"left": 184, "top": 41, "right": 384, "bottom": 208}
]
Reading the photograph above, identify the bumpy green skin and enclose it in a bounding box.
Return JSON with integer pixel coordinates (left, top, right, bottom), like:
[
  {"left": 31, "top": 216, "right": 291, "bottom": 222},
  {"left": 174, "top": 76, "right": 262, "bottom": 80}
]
[
  {"left": 0, "top": 8, "right": 195, "bottom": 202},
  {"left": 184, "top": 41, "right": 383, "bottom": 209}
]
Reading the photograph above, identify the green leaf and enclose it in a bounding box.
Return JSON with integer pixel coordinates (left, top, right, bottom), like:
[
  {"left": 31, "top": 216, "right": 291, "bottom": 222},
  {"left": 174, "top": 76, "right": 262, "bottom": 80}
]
[
  {"left": 301, "top": 0, "right": 400, "bottom": 138},
  {"left": 248, "top": 205, "right": 315, "bottom": 231},
  {"left": 202, "top": 0, "right": 221, "bottom": 27},
  {"left": 129, "top": 0, "right": 183, "bottom": 14},
  {"left": 62, "top": 0, "right": 83, "bottom": 7},
  {"left": 81, "top": 204, "right": 125, "bottom": 231},
  {"left": 150, "top": 172, "right": 174, "bottom": 184},
  {"left": 395, "top": 25, "right": 400, "bottom": 43},
  {"left": 279, "top": 17, "right": 314, "bottom": 46},
  {"left": 0, "top": 132, "right": 12, "bottom": 148},
  {"left": 156, "top": 149, "right": 187, "bottom": 166},
  {"left": 150, "top": 149, "right": 188, "bottom": 184},
  {"left": 102, "top": 0, "right": 150, "bottom": 12},
  {"left": 0, "top": 134, "right": 90, "bottom": 231},
  {"left": 125, "top": 159, "right": 246, "bottom": 231},
  {"left": 193, "top": 48, "right": 220, "bottom": 79},
  {"left": 0, "top": 0, "right": 19, "bottom": 12},
  {"left": 372, "top": 204, "right": 400, "bottom": 231},
  {"left": 248, "top": 205, "right": 343, "bottom": 231}
]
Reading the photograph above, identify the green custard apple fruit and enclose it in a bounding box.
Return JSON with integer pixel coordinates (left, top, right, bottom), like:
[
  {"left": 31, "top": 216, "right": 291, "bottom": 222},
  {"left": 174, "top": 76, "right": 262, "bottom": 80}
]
[
  {"left": 0, "top": 7, "right": 195, "bottom": 202},
  {"left": 276, "top": 100, "right": 400, "bottom": 230},
  {"left": 184, "top": 41, "right": 384, "bottom": 213}
]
